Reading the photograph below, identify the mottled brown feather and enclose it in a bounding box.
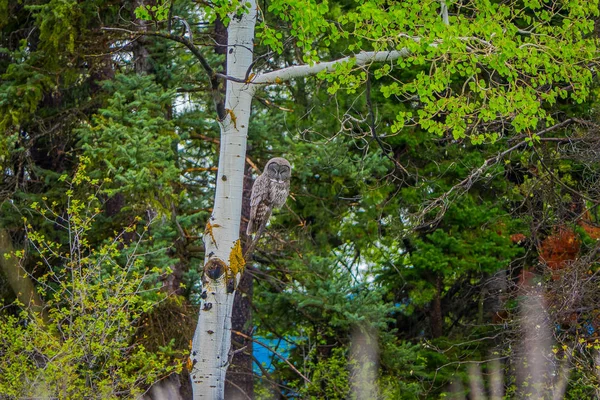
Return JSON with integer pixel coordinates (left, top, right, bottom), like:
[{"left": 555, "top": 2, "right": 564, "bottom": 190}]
[{"left": 247, "top": 158, "right": 291, "bottom": 235}]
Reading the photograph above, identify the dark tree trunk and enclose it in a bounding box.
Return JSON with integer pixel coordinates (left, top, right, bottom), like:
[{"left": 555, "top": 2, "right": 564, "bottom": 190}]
[
  {"left": 431, "top": 276, "right": 443, "bottom": 338},
  {"left": 225, "top": 161, "right": 255, "bottom": 399},
  {"left": 132, "top": 0, "right": 153, "bottom": 74}
]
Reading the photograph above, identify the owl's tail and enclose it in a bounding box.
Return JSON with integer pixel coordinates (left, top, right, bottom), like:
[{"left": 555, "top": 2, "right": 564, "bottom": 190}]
[{"left": 246, "top": 219, "right": 254, "bottom": 236}]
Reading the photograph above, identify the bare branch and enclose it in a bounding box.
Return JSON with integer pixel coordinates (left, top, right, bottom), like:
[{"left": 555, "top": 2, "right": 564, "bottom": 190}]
[
  {"left": 418, "top": 119, "right": 578, "bottom": 227},
  {"left": 254, "top": 96, "right": 294, "bottom": 112},
  {"left": 101, "top": 27, "right": 215, "bottom": 78},
  {"left": 101, "top": 26, "right": 247, "bottom": 120},
  {"left": 418, "top": 140, "right": 528, "bottom": 227},
  {"left": 223, "top": 379, "right": 253, "bottom": 400},
  {"left": 366, "top": 72, "right": 409, "bottom": 176},
  {"left": 531, "top": 144, "right": 600, "bottom": 206},
  {"left": 232, "top": 330, "right": 312, "bottom": 384}
]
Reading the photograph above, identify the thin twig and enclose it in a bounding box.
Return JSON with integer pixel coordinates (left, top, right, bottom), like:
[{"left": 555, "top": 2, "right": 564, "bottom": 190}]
[
  {"left": 101, "top": 27, "right": 217, "bottom": 79},
  {"left": 419, "top": 139, "right": 529, "bottom": 227},
  {"left": 101, "top": 26, "right": 246, "bottom": 119},
  {"left": 223, "top": 379, "right": 253, "bottom": 400},
  {"left": 420, "top": 119, "right": 578, "bottom": 227},
  {"left": 232, "top": 330, "right": 312, "bottom": 384},
  {"left": 531, "top": 145, "right": 600, "bottom": 206},
  {"left": 254, "top": 96, "right": 294, "bottom": 112},
  {"left": 365, "top": 73, "right": 409, "bottom": 176}
]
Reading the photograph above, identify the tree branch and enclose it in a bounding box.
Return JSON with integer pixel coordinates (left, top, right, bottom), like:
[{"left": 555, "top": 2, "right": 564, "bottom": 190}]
[
  {"left": 102, "top": 27, "right": 216, "bottom": 77},
  {"left": 232, "top": 330, "right": 312, "bottom": 384},
  {"left": 223, "top": 379, "right": 253, "bottom": 400},
  {"left": 440, "top": 0, "right": 449, "bottom": 25},
  {"left": 531, "top": 144, "right": 600, "bottom": 206},
  {"left": 101, "top": 26, "right": 248, "bottom": 119},
  {"left": 252, "top": 49, "right": 411, "bottom": 85},
  {"left": 418, "top": 119, "right": 578, "bottom": 228},
  {"left": 366, "top": 72, "right": 409, "bottom": 176}
]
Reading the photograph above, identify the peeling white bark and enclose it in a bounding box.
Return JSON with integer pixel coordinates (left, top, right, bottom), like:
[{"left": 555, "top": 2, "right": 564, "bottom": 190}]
[{"left": 189, "top": 2, "right": 257, "bottom": 399}]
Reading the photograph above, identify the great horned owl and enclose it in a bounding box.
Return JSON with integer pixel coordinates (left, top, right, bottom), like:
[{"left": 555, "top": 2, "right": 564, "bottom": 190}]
[{"left": 247, "top": 157, "right": 291, "bottom": 236}]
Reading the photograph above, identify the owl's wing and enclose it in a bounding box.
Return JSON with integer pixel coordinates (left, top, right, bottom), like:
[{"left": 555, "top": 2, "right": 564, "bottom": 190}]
[
  {"left": 250, "top": 174, "right": 270, "bottom": 208},
  {"left": 247, "top": 174, "right": 270, "bottom": 234}
]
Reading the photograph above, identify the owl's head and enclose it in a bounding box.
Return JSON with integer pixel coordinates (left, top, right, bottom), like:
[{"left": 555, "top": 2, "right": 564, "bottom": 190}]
[{"left": 265, "top": 157, "right": 291, "bottom": 183}]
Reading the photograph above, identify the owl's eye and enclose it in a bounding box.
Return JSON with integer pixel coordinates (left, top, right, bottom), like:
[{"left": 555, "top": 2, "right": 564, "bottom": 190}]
[
  {"left": 279, "top": 165, "right": 290, "bottom": 172},
  {"left": 268, "top": 163, "right": 278, "bottom": 171}
]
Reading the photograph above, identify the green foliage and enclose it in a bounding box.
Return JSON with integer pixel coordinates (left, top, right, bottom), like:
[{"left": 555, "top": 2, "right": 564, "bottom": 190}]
[
  {"left": 78, "top": 74, "right": 180, "bottom": 211},
  {"left": 4, "top": 0, "right": 600, "bottom": 397},
  {"left": 0, "top": 159, "right": 180, "bottom": 398},
  {"left": 0, "top": 0, "right": 8, "bottom": 29},
  {"left": 134, "top": 0, "right": 171, "bottom": 22},
  {"left": 405, "top": 197, "right": 521, "bottom": 303},
  {"left": 0, "top": 60, "right": 54, "bottom": 136},
  {"left": 258, "top": 0, "right": 598, "bottom": 141},
  {"left": 299, "top": 347, "right": 351, "bottom": 399},
  {"left": 259, "top": 0, "right": 338, "bottom": 61},
  {"left": 27, "top": 0, "right": 80, "bottom": 54}
]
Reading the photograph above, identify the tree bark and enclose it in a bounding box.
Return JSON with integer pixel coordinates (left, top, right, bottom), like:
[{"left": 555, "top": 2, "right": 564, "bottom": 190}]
[
  {"left": 188, "top": 2, "right": 257, "bottom": 398},
  {"left": 431, "top": 276, "right": 443, "bottom": 338},
  {"left": 132, "top": 0, "right": 153, "bottom": 74},
  {"left": 224, "top": 162, "right": 255, "bottom": 399},
  {"left": 0, "top": 230, "right": 47, "bottom": 323}
]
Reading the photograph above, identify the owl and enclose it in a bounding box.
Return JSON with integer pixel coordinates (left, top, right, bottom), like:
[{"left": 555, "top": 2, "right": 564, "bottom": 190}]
[{"left": 247, "top": 157, "right": 291, "bottom": 236}]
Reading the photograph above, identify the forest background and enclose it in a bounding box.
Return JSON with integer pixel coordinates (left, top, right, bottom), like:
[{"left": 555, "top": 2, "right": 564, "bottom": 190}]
[{"left": 2, "top": 0, "right": 600, "bottom": 399}]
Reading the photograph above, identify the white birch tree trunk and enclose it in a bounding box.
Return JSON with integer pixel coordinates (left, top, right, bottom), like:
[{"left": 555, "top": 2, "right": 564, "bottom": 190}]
[{"left": 189, "top": 2, "right": 257, "bottom": 399}]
